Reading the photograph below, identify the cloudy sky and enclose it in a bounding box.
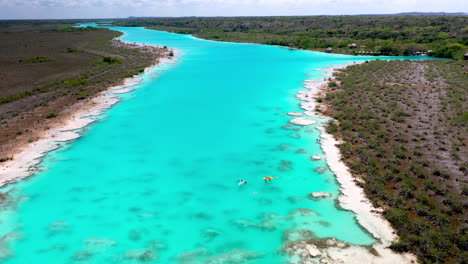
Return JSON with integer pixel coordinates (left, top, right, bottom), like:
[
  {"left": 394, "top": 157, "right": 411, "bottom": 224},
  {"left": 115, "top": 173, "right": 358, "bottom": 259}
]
[{"left": 0, "top": 0, "right": 466, "bottom": 19}]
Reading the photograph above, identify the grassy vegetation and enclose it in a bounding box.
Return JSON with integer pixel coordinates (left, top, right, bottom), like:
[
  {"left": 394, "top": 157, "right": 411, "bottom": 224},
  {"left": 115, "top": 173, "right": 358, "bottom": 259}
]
[
  {"left": 320, "top": 60, "right": 467, "bottom": 263},
  {"left": 113, "top": 16, "right": 467, "bottom": 58},
  {"left": 19, "top": 56, "right": 52, "bottom": 63}
]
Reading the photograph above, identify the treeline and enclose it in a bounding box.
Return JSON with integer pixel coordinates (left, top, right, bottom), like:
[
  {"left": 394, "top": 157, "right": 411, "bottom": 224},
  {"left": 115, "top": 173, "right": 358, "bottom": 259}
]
[
  {"left": 113, "top": 16, "right": 468, "bottom": 59},
  {"left": 320, "top": 60, "right": 467, "bottom": 263}
]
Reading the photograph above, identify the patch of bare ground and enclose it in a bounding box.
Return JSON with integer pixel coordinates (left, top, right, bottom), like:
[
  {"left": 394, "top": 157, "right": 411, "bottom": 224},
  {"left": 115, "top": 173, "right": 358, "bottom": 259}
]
[{"left": 320, "top": 60, "right": 467, "bottom": 264}]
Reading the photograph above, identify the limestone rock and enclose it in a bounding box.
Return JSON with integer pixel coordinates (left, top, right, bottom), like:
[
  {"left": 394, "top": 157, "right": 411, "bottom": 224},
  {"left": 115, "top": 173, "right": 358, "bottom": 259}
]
[
  {"left": 311, "top": 155, "right": 323, "bottom": 160},
  {"left": 310, "top": 191, "right": 332, "bottom": 198},
  {"left": 306, "top": 244, "right": 321, "bottom": 257},
  {"left": 288, "top": 112, "right": 304, "bottom": 116},
  {"left": 289, "top": 118, "right": 317, "bottom": 126}
]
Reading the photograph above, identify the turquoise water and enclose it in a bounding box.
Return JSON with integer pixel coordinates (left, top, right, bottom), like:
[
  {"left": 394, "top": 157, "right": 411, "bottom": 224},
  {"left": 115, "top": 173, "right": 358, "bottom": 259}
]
[{"left": 0, "top": 25, "right": 432, "bottom": 263}]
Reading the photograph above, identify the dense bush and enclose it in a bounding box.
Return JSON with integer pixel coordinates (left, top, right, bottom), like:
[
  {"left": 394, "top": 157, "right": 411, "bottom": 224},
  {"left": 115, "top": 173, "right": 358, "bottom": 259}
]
[
  {"left": 45, "top": 111, "right": 57, "bottom": 118},
  {"left": 431, "top": 43, "right": 467, "bottom": 60},
  {"left": 101, "top": 56, "right": 122, "bottom": 64}
]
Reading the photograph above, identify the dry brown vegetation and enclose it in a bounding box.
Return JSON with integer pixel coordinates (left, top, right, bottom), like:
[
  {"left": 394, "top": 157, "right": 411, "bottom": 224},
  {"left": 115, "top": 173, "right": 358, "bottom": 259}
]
[
  {"left": 319, "top": 60, "right": 467, "bottom": 263},
  {"left": 0, "top": 23, "right": 166, "bottom": 160}
]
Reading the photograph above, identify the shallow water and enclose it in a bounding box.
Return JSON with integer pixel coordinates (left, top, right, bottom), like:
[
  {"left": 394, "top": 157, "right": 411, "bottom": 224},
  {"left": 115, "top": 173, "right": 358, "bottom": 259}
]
[{"left": 0, "top": 25, "right": 432, "bottom": 263}]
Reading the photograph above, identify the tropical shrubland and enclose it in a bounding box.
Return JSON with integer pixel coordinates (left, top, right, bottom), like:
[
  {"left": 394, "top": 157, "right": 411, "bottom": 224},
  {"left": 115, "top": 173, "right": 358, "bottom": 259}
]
[
  {"left": 320, "top": 60, "right": 467, "bottom": 263},
  {"left": 113, "top": 15, "right": 468, "bottom": 59}
]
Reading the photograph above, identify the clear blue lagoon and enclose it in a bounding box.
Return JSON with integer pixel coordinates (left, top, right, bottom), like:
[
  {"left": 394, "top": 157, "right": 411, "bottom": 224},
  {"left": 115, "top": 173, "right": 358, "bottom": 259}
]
[{"left": 0, "top": 24, "right": 432, "bottom": 263}]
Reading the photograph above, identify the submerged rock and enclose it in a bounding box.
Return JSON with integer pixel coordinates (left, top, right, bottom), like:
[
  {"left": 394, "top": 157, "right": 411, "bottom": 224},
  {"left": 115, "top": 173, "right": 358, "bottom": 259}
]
[
  {"left": 72, "top": 250, "right": 93, "bottom": 261},
  {"left": 232, "top": 217, "right": 277, "bottom": 231},
  {"left": 259, "top": 212, "right": 281, "bottom": 221},
  {"left": 192, "top": 212, "right": 213, "bottom": 220},
  {"left": 49, "top": 220, "right": 69, "bottom": 233},
  {"left": 177, "top": 248, "right": 209, "bottom": 262},
  {"left": 0, "top": 243, "right": 12, "bottom": 261},
  {"left": 309, "top": 192, "right": 332, "bottom": 198},
  {"left": 287, "top": 196, "right": 307, "bottom": 204},
  {"left": 258, "top": 220, "right": 277, "bottom": 231},
  {"left": 146, "top": 240, "right": 167, "bottom": 251},
  {"left": 275, "top": 143, "right": 294, "bottom": 151},
  {"left": 125, "top": 249, "right": 156, "bottom": 261},
  {"left": 311, "top": 155, "right": 323, "bottom": 160},
  {"left": 85, "top": 238, "right": 117, "bottom": 248},
  {"left": 205, "top": 249, "right": 262, "bottom": 264},
  {"left": 128, "top": 229, "right": 145, "bottom": 241},
  {"left": 281, "top": 125, "right": 301, "bottom": 131},
  {"left": 316, "top": 220, "right": 331, "bottom": 227},
  {"left": 202, "top": 228, "right": 220, "bottom": 240},
  {"left": 290, "top": 208, "right": 317, "bottom": 216},
  {"left": 314, "top": 167, "right": 328, "bottom": 174},
  {"left": 289, "top": 133, "right": 302, "bottom": 139},
  {"left": 279, "top": 160, "right": 293, "bottom": 171},
  {"left": 283, "top": 229, "right": 316, "bottom": 242},
  {"left": 287, "top": 112, "right": 304, "bottom": 116},
  {"left": 256, "top": 197, "right": 273, "bottom": 205},
  {"left": 289, "top": 118, "right": 317, "bottom": 126}
]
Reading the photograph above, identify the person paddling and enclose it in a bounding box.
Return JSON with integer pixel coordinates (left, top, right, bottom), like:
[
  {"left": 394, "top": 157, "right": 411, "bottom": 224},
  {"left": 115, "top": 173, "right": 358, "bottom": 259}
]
[
  {"left": 238, "top": 179, "right": 247, "bottom": 186},
  {"left": 263, "top": 176, "right": 275, "bottom": 182}
]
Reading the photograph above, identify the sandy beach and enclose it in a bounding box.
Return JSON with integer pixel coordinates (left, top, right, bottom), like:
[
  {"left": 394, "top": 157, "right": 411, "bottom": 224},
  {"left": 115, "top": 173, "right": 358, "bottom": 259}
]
[
  {"left": 0, "top": 43, "right": 175, "bottom": 187},
  {"left": 290, "top": 63, "right": 418, "bottom": 263}
]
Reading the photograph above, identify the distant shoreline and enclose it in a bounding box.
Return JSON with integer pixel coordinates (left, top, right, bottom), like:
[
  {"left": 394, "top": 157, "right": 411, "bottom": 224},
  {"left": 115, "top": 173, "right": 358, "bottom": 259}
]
[{"left": 0, "top": 41, "right": 174, "bottom": 187}]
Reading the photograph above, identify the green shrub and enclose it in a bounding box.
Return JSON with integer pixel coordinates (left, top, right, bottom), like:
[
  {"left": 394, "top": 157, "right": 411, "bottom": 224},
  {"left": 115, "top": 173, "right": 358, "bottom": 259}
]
[
  {"left": 46, "top": 111, "right": 57, "bottom": 118},
  {"left": 19, "top": 56, "right": 51, "bottom": 63},
  {"left": 102, "top": 56, "right": 122, "bottom": 64}
]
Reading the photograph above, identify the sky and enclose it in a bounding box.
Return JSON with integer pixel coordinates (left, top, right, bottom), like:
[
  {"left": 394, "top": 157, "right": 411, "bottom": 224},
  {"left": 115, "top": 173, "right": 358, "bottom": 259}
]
[{"left": 0, "top": 0, "right": 466, "bottom": 19}]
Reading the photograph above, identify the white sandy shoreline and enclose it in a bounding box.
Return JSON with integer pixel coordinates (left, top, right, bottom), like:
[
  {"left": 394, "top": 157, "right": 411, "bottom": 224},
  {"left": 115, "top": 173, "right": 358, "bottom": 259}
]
[
  {"left": 292, "top": 62, "right": 418, "bottom": 263},
  {"left": 0, "top": 44, "right": 176, "bottom": 188}
]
